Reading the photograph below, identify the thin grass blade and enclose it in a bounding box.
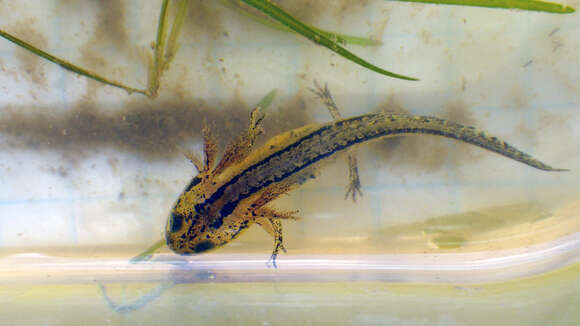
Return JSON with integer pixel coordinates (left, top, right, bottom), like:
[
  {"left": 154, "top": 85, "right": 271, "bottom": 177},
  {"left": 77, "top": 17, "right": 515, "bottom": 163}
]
[
  {"left": 0, "top": 29, "right": 146, "bottom": 95},
  {"left": 241, "top": 0, "right": 418, "bottom": 81},
  {"left": 388, "top": 0, "right": 575, "bottom": 13}
]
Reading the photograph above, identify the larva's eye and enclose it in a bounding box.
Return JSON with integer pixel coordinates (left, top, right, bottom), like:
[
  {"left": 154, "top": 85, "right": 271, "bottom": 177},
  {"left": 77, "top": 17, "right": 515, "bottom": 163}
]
[{"left": 168, "top": 211, "right": 184, "bottom": 233}]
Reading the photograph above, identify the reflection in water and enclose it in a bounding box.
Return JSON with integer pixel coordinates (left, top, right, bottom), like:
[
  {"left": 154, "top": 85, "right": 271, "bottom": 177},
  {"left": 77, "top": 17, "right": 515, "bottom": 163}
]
[{"left": 99, "top": 282, "right": 175, "bottom": 314}]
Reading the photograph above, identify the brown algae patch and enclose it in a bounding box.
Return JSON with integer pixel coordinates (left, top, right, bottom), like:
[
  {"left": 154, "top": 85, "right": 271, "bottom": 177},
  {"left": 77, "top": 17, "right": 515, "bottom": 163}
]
[
  {"left": 0, "top": 95, "right": 312, "bottom": 161},
  {"left": 90, "top": 0, "right": 129, "bottom": 49},
  {"left": 183, "top": 1, "right": 226, "bottom": 41}
]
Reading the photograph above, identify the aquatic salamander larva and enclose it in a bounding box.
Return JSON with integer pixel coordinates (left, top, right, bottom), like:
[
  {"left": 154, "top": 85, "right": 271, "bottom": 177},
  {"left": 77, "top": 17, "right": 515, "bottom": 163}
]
[{"left": 166, "top": 106, "right": 567, "bottom": 266}]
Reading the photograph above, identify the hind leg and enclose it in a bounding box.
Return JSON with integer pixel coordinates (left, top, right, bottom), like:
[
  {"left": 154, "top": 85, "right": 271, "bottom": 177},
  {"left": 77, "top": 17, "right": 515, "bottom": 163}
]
[{"left": 310, "top": 81, "right": 362, "bottom": 202}]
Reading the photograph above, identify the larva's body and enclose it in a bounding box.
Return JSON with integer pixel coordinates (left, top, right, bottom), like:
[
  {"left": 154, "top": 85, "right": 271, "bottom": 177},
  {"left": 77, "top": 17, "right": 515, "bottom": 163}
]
[{"left": 166, "top": 112, "right": 565, "bottom": 263}]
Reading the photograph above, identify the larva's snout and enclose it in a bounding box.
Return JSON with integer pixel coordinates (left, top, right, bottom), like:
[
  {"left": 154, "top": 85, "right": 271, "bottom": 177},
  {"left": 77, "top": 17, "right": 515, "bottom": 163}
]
[{"left": 165, "top": 210, "right": 221, "bottom": 254}]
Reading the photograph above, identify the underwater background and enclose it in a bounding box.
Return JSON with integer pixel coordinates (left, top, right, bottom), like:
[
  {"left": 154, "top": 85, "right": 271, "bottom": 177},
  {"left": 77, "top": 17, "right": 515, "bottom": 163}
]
[{"left": 0, "top": 1, "right": 579, "bottom": 325}]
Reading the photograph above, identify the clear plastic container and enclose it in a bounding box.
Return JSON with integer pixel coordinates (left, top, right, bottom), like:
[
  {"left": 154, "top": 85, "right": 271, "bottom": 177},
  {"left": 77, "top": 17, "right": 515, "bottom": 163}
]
[{"left": 0, "top": 1, "right": 579, "bottom": 325}]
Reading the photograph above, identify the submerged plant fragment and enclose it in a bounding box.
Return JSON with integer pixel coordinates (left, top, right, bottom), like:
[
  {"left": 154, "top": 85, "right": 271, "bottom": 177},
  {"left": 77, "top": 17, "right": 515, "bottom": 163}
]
[{"left": 389, "top": 0, "right": 575, "bottom": 13}]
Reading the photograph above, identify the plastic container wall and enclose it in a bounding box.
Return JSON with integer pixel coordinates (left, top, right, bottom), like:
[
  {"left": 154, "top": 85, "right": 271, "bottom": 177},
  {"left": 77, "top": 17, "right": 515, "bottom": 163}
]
[{"left": 0, "top": 1, "right": 579, "bottom": 325}]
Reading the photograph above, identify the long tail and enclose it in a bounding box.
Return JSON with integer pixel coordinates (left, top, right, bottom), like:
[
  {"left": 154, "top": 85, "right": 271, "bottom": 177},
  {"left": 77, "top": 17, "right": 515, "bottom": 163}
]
[{"left": 337, "top": 113, "right": 568, "bottom": 172}]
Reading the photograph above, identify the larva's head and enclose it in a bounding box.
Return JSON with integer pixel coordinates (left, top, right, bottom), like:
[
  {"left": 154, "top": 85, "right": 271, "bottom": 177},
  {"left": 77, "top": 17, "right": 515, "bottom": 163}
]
[
  {"left": 165, "top": 176, "right": 216, "bottom": 254},
  {"left": 165, "top": 175, "right": 253, "bottom": 255},
  {"left": 165, "top": 209, "right": 219, "bottom": 255}
]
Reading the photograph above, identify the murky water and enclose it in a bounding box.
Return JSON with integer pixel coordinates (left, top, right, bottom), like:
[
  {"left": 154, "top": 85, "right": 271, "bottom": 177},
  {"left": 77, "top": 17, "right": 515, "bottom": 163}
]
[{"left": 0, "top": 1, "right": 579, "bottom": 325}]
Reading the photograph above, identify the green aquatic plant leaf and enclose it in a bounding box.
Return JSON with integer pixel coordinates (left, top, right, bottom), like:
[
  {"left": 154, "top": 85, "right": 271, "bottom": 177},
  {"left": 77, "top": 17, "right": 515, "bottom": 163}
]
[
  {"left": 221, "top": 0, "right": 382, "bottom": 46},
  {"left": 389, "top": 0, "right": 575, "bottom": 13},
  {"left": 256, "top": 88, "right": 278, "bottom": 110},
  {"left": 240, "top": 0, "right": 418, "bottom": 81},
  {"left": 130, "top": 239, "right": 166, "bottom": 263},
  {"left": 307, "top": 25, "right": 384, "bottom": 47}
]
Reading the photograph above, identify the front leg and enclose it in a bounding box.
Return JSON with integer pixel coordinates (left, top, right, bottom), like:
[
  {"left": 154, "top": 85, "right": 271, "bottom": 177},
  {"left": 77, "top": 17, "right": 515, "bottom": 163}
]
[
  {"left": 184, "top": 120, "right": 217, "bottom": 173},
  {"left": 310, "top": 81, "right": 362, "bottom": 202},
  {"left": 213, "top": 106, "right": 266, "bottom": 174}
]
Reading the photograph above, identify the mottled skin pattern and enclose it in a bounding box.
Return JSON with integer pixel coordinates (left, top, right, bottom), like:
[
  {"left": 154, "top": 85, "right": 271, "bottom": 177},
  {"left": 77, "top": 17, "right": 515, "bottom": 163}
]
[{"left": 166, "top": 110, "right": 566, "bottom": 266}]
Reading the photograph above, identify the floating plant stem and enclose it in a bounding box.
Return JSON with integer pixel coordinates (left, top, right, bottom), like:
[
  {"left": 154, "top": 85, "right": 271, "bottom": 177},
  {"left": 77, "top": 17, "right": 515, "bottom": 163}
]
[
  {"left": 163, "top": 0, "right": 190, "bottom": 71},
  {"left": 0, "top": 29, "right": 147, "bottom": 95},
  {"left": 147, "top": 0, "right": 190, "bottom": 98},
  {"left": 147, "top": 0, "right": 170, "bottom": 98},
  {"left": 240, "top": 0, "right": 418, "bottom": 81},
  {"left": 389, "top": 0, "right": 575, "bottom": 13}
]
